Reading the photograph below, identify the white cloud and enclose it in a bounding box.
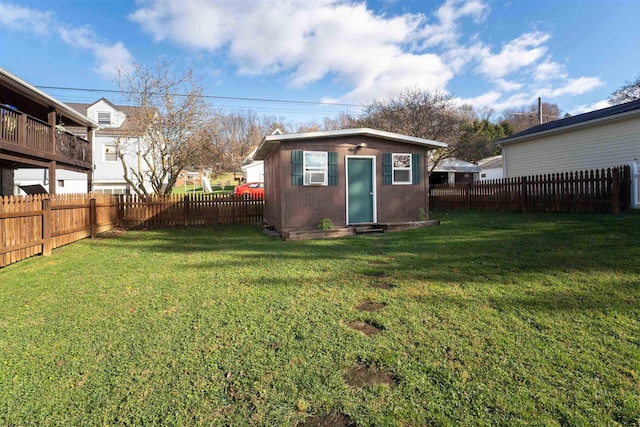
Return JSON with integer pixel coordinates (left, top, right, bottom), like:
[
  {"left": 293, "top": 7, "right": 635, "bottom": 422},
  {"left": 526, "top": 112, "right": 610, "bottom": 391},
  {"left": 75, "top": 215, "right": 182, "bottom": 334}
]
[
  {"left": 418, "top": 0, "right": 489, "bottom": 48},
  {"left": 538, "top": 76, "right": 603, "bottom": 98},
  {"left": 129, "top": 0, "right": 602, "bottom": 111},
  {"left": 568, "top": 99, "right": 611, "bottom": 115},
  {"left": 494, "top": 79, "right": 523, "bottom": 91},
  {"left": 535, "top": 60, "right": 567, "bottom": 82},
  {"left": 0, "top": 2, "right": 133, "bottom": 80},
  {"left": 58, "top": 26, "right": 134, "bottom": 79},
  {"left": 477, "top": 31, "right": 550, "bottom": 79},
  {"left": 0, "top": 3, "right": 52, "bottom": 35}
]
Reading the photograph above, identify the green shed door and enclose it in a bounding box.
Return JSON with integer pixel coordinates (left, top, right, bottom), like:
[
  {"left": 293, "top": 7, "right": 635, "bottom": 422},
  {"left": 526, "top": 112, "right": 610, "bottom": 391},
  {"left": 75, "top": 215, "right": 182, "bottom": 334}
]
[{"left": 347, "top": 157, "right": 375, "bottom": 224}]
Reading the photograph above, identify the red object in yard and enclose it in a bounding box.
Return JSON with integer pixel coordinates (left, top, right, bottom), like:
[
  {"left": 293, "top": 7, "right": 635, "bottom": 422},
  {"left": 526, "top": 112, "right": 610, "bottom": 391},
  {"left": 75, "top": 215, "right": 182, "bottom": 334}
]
[{"left": 233, "top": 182, "right": 264, "bottom": 199}]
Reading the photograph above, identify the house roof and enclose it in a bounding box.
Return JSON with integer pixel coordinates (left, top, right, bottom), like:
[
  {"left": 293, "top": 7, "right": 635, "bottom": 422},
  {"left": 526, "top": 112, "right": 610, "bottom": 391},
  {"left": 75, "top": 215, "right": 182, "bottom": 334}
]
[
  {"left": 477, "top": 155, "right": 503, "bottom": 169},
  {"left": 432, "top": 157, "right": 481, "bottom": 173},
  {"left": 254, "top": 128, "right": 448, "bottom": 160},
  {"left": 0, "top": 67, "right": 98, "bottom": 128},
  {"left": 65, "top": 100, "right": 147, "bottom": 136},
  {"left": 500, "top": 99, "right": 640, "bottom": 145}
]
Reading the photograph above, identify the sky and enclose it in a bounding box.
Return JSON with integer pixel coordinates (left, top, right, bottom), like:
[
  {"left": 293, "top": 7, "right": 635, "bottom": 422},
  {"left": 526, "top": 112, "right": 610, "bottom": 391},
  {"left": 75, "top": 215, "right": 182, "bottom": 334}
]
[{"left": 1, "top": 0, "right": 640, "bottom": 125}]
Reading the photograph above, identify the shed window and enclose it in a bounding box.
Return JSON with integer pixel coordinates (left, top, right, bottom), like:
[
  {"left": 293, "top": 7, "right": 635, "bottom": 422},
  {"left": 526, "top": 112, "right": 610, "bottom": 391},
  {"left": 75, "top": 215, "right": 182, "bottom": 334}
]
[
  {"left": 392, "top": 153, "right": 412, "bottom": 184},
  {"left": 97, "top": 111, "right": 111, "bottom": 125},
  {"left": 303, "top": 151, "right": 328, "bottom": 186}
]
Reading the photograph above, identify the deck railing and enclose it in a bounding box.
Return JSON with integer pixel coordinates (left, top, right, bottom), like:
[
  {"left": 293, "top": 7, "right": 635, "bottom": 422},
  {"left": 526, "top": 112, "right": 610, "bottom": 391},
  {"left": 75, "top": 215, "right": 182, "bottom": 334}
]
[{"left": 0, "top": 105, "right": 90, "bottom": 167}]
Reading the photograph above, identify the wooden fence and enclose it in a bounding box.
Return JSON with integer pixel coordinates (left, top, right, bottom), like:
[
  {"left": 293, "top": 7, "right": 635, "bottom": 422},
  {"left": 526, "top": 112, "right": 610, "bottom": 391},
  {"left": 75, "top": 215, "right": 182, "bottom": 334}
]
[
  {"left": 118, "top": 193, "right": 264, "bottom": 228},
  {"left": 430, "top": 166, "right": 632, "bottom": 213},
  {"left": 0, "top": 193, "right": 118, "bottom": 268},
  {"left": 1, "top": 193, "right": 264, "bottom": 268}
]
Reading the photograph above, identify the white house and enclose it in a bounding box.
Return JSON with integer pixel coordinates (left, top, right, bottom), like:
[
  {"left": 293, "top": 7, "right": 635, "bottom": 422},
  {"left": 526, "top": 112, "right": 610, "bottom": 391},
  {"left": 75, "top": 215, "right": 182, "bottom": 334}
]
[
  {"left": 500, "top": 99, "right": 640, "bottom": 208},
  {"left": 240, "top": 147, "right": 264, "bottom": 183},
  {"left": 477, "top": 155, "right": 503, "bottom": 181},
  {"left": 14, "top": 98, "right": 150, "bottom": 195}
]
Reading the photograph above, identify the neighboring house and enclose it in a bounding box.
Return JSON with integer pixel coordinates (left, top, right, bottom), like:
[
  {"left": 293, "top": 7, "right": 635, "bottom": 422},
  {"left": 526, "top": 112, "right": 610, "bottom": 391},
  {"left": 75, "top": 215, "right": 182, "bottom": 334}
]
[
  {"left": 429, "top": 158, "right": 481, "bottom": 185},
  {"left": 15, "top": 98, "right": 150, "bottom": 195},
  {"left": 0, "top": 67, "right": 97, "bottom": 196},
  {"left": 500, "top": 99, "right": 640, "bottom": 208},
  {"left": 477, "top": 155, "right": 503, "bottom": 181},
  {"left": 240, "top": 148, "right": 264, "bottom": 183},
  {"left": 253, "top": 128, "right": 447, "bottom": 235},
  {"left": 500, "top": 100, "right": 640, "bottom": 177}
]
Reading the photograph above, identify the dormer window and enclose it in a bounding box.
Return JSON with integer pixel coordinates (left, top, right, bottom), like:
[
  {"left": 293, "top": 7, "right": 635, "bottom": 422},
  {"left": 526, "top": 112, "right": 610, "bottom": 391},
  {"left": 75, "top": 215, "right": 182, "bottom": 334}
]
[{"left": 97, "top": 111, "right": 111, "bottom": 126}]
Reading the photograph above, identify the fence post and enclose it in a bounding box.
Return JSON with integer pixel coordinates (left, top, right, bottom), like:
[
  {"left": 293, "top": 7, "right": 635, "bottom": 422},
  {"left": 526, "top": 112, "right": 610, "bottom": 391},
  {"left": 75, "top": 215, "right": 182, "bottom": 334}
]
[
  {"left": 117, "top": 195, "right": 124, "bottom": 227},
  {"left": 184, "top": 194, "right": 190, "bottom": 226},
  {"left": 42, "top": 198, "right": 52, "bottom": 256},
  {"left": 465, "top": 183, "right": 471, "bottom": 210},
  {"left": 612, "top": 168, "right": 620, "bottom": 213},
  {"left": 90, "top": 198, "right": 97, "bottom": 238},
  {"left": 521, "top": 177, "right": 528, "bottom": 213}
]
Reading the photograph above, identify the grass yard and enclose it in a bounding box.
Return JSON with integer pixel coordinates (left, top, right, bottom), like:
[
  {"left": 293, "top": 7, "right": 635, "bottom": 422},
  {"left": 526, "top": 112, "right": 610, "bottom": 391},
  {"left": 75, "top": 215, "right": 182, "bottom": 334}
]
[{"left": 1, "top": 211, "right": 639, "bottom": 426}]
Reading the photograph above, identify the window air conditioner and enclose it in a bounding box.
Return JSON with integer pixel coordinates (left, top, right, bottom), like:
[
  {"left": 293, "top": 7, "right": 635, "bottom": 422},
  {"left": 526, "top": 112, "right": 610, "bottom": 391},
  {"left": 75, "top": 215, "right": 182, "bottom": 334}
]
[{"left": 305, "top": 171, "right": 326, "bottom": 185}]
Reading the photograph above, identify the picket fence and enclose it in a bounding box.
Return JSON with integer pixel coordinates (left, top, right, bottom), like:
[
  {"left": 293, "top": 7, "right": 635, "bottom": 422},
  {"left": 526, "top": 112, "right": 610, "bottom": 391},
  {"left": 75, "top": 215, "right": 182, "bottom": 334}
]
[
  {"left": 0, "top": 193, "right": 264, "bottom": 268},
  {"left": 430, "top": 166, "right": 631, "bottom": 213}
]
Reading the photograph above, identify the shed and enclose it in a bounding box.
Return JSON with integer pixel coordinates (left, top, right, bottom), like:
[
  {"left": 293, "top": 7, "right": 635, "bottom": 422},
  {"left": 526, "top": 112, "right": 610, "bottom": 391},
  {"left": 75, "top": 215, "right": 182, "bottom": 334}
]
[{"left": 253, "top": 128, "right": 447, "bottom": 237}]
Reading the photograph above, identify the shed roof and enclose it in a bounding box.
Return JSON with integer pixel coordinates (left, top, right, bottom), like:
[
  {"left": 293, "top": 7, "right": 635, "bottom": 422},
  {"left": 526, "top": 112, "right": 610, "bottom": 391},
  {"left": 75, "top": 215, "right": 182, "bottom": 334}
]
[
  {"left": 254, "top": 128, "right": 447, "bottom": 160},
  {"left": 500, "top": 99, "right": 640, "bottom": 145}
]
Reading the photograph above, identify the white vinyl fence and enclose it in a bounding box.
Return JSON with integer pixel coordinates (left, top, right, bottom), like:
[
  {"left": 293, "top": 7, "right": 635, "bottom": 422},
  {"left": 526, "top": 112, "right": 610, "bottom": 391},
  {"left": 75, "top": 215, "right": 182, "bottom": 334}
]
[{"left": 632, "top": 161, "right": 640, "bottom": 209}]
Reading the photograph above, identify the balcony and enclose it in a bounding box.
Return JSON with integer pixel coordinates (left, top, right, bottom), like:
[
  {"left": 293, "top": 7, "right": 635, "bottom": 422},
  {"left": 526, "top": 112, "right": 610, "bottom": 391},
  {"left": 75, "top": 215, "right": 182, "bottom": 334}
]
[{"left": 0, "top": 105, "right": 91, "bottom": 169}]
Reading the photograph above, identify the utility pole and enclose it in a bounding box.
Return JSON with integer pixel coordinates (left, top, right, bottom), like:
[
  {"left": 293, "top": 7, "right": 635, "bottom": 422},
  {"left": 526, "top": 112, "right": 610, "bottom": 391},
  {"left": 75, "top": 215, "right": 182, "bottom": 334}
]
[{"left": 538, "top": 97, "right": 543, "bottom": 124}]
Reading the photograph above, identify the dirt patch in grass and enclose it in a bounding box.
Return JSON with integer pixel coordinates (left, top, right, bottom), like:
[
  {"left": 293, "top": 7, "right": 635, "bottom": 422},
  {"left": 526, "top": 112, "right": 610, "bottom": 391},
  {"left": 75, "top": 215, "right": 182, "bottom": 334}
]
[
  {"left": 367, "top": 259, "right": 388, "bottom": 266},
  {"left": 346, "top": 320, "right": 383, "bottom": 336},
  {"left": 368, "top": 281, "right": 396, "bottom": 290},
  {"left": 344, "top": 364, "right": 396, "bottom": 388},
  {"left": 97, "top": 228, "right": 127, "bottom": 238},
  {"left": 356, "top": 301, "right": 386, "bottom": 312},
  {"left": 297, "top": 412, "right": 356, "bottom": 427},
  {"left": 364, "top": 270, "right": 388, "bottom": 278}
]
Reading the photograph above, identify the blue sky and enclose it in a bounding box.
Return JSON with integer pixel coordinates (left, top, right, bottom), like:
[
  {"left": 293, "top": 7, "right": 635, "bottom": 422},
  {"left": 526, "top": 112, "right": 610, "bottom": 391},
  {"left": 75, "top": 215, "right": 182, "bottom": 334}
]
[{"left": 2, "top": 0, "right": 639, "bottom": 125}]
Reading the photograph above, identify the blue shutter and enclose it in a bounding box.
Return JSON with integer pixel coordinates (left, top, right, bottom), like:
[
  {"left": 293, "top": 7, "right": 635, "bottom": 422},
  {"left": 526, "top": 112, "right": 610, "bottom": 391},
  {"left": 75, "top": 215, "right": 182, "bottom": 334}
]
[
  {"left": 412, "top": 153, "right": 421, "bottom": 185},
  {"left": 291, "top": 150, "right": 303, "bottom": 186},
  {"left": 328, "top": 152, "right": 338, "bottom": 186},
  {"left": 383, "top": 153, "right": 392, "bottom": 185}
]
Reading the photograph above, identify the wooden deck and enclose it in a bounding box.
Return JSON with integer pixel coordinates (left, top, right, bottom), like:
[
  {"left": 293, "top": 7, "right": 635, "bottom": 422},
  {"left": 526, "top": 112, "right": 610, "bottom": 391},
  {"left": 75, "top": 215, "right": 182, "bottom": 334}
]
[{"left": 0, "top": 105, "right": 91, "bottom": 170}]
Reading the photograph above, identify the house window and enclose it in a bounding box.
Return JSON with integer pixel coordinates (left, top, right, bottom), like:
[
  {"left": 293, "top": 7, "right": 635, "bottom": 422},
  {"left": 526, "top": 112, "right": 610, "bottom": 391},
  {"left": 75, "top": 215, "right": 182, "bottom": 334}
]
[
  {"left": 97, "top": 111, "right": 111, "bottom": 125},
  {"left": 392, "top": 153, "right": 412, "bottom": 184},
  {"left": 104, "top": 143, "right": 118, "bottom": 162},
  {"left": 57, "top": 180, "right": 64, "bottom": 188},
  {"left": 303, "top": 151, "right": 328, "bottom": 186}
]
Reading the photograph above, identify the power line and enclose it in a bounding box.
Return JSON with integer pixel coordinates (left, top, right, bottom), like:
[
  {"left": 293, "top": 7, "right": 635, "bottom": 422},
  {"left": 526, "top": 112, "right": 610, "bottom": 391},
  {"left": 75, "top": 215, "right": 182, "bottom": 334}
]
[{"left": 35, "top": 85, "right": 362, "bottom": 108}]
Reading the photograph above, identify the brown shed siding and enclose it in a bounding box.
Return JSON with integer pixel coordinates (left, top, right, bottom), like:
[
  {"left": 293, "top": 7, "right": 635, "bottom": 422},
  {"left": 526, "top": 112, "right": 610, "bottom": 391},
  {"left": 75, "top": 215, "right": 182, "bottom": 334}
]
[
  {"left": 264, "top": 135, "right": 430, "bottom": 232},
  {"left": 264, "top": 146, "right": 283, "bottom": 231}
]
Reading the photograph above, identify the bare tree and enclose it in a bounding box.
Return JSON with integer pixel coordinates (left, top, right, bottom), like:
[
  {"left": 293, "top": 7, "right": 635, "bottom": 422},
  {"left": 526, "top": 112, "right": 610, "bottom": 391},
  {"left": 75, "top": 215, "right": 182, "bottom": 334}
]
[
  {"left": 116, "top": 60, "right": 211, "bottom": 196},
  {"left": 610, "top": 73, "right": 640, "bottom": 105},
  {"left": 501, "top": 102, "right": 561, "bottom": 134},
  {"left": 357, "top": 88, "right": 461, "bottom": 171}
]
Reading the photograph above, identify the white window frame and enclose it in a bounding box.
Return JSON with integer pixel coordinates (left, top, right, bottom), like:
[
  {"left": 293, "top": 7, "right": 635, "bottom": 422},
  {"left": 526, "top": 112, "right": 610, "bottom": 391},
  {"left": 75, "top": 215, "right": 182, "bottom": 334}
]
[
  {"left": 392, "top": 153, "right": 412, "bottom": 185},
  {"left": 103, "top": 143, "right": 118, "bottom": 162},
  {"left": 97, "top": 111, "right": 111, "bottom": 126},
  {"left": 303, "top": 151, "right": 328, "bottom": 186}
]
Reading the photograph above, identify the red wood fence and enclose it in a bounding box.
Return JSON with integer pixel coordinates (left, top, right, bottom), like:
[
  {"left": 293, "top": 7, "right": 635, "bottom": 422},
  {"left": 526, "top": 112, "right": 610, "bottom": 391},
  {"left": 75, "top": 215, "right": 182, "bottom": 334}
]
[
  {"left": 1, "top": 193, "right": 264, "bottom": 268},
  {"left": 430, "top": 166, "right": 632, "bottom": 213}
]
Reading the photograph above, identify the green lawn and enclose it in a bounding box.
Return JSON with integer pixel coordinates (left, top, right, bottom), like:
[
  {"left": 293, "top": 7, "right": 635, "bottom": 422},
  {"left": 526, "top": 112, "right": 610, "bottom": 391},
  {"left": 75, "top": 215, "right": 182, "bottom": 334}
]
[{"left": 1, "top": 212, "right": 639, "bottom": 426}]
